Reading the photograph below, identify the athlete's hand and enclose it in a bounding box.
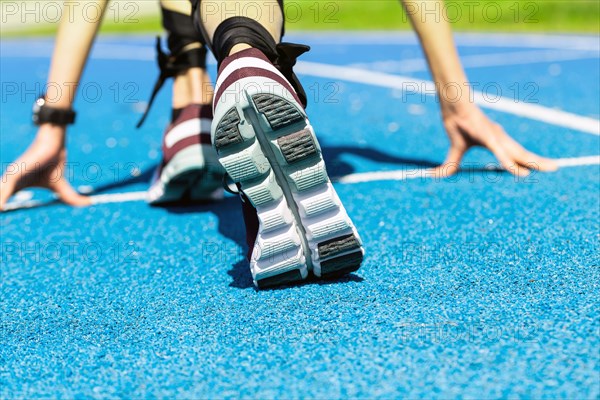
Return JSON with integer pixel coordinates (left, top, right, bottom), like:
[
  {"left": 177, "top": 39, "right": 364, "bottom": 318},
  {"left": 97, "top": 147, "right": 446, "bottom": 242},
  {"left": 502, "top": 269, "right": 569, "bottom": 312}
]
[
  {"left": 0, "top": 124, "right": 90, "bottom": 210},
  {"left": 435, "top": 103, "right": 558, "bottom": 178}
]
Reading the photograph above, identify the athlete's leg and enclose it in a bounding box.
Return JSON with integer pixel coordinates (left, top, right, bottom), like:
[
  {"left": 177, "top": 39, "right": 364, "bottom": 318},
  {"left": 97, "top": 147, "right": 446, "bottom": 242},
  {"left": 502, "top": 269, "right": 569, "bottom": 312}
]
[
  {"left": 146, "top": 0, "right": 223, "bottom": 204},
  {"left": 172, "top": 67, "right": 212, "bottom": 109},
  {"left": 162, "top": 0, "right": 213, "bottom": 112},
  {"left": 197, "top": 0, "right": 283, "bottom": 55}
]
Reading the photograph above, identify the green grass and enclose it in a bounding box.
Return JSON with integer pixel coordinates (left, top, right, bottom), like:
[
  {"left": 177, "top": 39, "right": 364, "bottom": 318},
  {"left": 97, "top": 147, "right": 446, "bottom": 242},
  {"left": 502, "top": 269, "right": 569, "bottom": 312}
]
[
  {"left": 285, "top": 0, "right": 600, "bottom": 32},
  {"left": 2, "top": 0, "right": 598, "bottom": 37}
]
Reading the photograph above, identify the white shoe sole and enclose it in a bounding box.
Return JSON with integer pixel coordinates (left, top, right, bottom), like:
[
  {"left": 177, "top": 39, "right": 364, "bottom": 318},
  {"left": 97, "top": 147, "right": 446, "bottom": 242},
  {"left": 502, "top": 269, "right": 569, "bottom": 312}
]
[{"left": 147, "top": 144, "right": 224, "bottom": 205}]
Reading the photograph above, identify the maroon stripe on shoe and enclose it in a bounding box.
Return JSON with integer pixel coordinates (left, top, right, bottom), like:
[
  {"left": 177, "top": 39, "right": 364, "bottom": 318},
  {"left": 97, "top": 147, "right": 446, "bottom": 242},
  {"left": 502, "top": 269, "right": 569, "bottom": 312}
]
[
  {"left": 214, "top": 67, "right": 301, "bottom": 108},
  {"left": 218, "top": 48, "right": 270, "bottom": 75},
  {"left": 198, "top": 104, "right": 214, "bottom": 120},
  {"left": 162, "top": 133, "right": 212, "bottom": 164}
]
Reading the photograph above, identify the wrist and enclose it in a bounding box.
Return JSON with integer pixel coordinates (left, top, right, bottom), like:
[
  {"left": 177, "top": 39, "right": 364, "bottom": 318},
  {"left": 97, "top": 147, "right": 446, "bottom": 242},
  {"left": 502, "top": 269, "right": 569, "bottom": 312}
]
[
  {"left": 440, "top": 96, "right": 477, "bottom": 118},
  {"left": 37, "top": 123, "right": 67, "bottom": 141},
  {"left": 37, "top": 122, "right": 67, "bottom": 147},
  {"left": 433, "top": 74, "right": 473, "bottom": 115},
  {"left": 39, "top": 122, "right": 67, "bottom": 132}
]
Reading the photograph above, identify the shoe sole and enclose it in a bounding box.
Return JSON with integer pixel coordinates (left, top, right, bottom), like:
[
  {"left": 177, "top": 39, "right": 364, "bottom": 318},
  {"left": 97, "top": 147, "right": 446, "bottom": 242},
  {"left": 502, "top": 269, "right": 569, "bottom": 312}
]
[
  {"left": 147, "top": 145, "right": 223, "bottom": 205},
  {"left": 213, "top": 91, "right": 364, "bottom": 288}
]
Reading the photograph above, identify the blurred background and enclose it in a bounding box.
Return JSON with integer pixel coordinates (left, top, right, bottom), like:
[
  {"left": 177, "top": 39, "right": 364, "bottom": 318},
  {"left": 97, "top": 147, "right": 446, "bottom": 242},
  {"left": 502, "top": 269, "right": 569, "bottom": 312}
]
[{"left": 1, "top": 0, "right": 599, "bottom": 37}]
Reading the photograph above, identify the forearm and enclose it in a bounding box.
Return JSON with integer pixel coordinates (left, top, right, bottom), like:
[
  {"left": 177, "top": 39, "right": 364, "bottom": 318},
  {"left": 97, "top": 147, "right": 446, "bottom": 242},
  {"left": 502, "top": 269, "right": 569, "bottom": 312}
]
[
  {"left": 401, "top": 0, "right": 471, "bottom": 112},
  {"left": 46, "top": 0, "right": 109, "bottom": 109}
]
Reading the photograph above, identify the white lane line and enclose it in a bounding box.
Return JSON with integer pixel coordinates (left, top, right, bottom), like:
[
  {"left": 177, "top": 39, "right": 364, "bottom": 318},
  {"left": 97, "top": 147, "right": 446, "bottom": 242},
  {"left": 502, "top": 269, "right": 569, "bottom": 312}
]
[
  {"left": 452, "top": 33, "right": 600, "bottom": 51},
  {"left": 339, "top": 155, "right": 600, "bottom": 184},
  {"left": 554, "top": 155, "right": 600, "bottom": 167},
  {"left": 1, "top": 191, "right": 149, "bottom": 211},
  {"left": 295, "top": 61, "right": 600, "bottom": 136},
  {"left": 290, "top": 32, "right": 600, "bottom": 51},
  {"left": 0, "top": 43, "right": 219, "bottom": 64},
  {"left": 90, "top": 191, "right": 148, "bottom": 204},
  {"left": 3, "top": 156, "right": 599, "bottom": 211},
  {"left": 2, "top": 199, "right": 48, "bottom": 211},
  {"left": 337, "top": 168, "right": 435, "bottom": 184},
  {"left": 351, "top": 49, "right": 599, "bottom": 73},
  {"left": 4, "top": 32, "right": 599, "bottom": 59}
]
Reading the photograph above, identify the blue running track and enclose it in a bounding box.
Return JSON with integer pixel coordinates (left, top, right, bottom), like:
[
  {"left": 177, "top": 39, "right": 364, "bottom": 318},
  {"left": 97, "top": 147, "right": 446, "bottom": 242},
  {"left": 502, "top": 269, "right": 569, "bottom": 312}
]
[{"left": 1, "top": 32, "right": 599, "bottom": 398}]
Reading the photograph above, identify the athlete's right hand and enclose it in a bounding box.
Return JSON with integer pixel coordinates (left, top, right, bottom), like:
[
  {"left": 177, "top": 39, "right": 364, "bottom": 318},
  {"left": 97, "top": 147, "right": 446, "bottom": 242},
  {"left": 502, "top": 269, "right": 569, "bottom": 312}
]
[{"left": 0, "top": 124, "right": 90, "bottom": 210}]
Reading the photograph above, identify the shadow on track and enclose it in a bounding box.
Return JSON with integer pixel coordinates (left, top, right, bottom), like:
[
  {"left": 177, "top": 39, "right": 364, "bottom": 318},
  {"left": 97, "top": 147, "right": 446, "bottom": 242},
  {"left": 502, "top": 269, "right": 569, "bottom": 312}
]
[
  {"left": 160, "top": 197, "right": 365, "bottom": 290},
  {"left": 323, "top": 146, "right": 440, "bottom": 177}
]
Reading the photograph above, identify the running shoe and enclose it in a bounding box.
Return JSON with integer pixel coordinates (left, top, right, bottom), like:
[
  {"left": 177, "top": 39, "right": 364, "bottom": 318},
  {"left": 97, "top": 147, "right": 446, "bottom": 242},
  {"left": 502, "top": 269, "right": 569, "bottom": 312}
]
[
  {"left": 148, "top": 104, "right": 224, "bottom": 204},
  {"left": 212, "top": 48, "right": 364, "bottom": 288}
]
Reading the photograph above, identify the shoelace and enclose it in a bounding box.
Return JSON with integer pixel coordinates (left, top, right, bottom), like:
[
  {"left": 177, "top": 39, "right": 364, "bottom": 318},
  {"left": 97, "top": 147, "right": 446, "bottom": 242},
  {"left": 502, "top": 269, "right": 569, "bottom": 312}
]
[
  {"left": 136, "top": 37, "right": 207, "bottom": 128},
  {"left": 271, "top": 42, "right": 310, "bottom": 108}
]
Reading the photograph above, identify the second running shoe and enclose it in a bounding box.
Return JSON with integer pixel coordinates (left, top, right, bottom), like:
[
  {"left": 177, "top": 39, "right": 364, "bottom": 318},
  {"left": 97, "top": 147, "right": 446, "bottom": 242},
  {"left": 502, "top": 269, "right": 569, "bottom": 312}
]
[{"left": 148, "top": 104, "right": 224, "bottom": 204}]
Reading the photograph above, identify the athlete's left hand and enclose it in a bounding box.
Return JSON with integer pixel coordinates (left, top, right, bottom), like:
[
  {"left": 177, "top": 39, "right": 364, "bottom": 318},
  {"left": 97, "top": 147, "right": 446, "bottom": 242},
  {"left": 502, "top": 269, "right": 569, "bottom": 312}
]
[{"left": 435, "top": 103, "right": 558, "bottom": 177}]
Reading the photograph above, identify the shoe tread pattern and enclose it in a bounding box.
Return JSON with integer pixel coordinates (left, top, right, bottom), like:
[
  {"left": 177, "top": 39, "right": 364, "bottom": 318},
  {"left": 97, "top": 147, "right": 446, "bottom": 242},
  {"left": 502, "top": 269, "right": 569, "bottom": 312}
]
[
  {"left": 253, "top": 94, "right": 304, "bottom": 130},
  {"left": 214, "top": 108, "right": 243, "bottom": 149},
  {"left": 251, "top": 93, "right": 365, "bottom": 280}
]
